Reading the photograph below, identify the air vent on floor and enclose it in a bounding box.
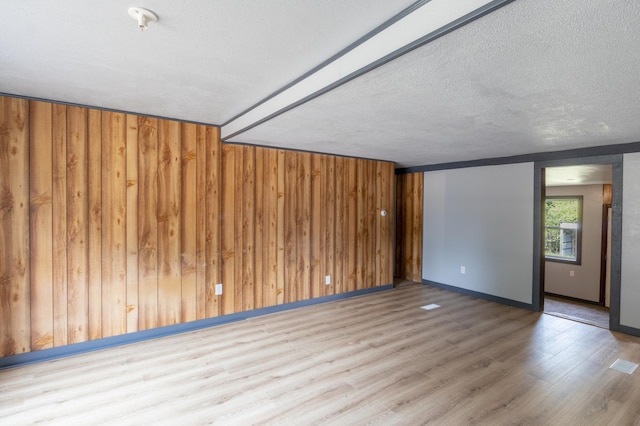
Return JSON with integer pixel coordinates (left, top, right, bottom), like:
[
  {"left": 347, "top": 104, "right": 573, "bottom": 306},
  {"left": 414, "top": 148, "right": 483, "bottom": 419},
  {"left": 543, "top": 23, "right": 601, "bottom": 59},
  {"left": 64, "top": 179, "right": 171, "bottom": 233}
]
[
  {"left": 421, "top": 304, "right": 441, "bottom": 311},
  {"left": 609, "top": 359, "right": 638, "bottom": 375}
]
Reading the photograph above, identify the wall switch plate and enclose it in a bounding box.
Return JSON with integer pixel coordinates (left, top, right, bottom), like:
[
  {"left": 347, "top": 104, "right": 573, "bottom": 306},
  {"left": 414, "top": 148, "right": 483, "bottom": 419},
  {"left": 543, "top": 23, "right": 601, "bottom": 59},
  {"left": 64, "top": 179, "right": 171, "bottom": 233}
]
[
  {"left": 325, "top": 275, "right": 331, "bottom": 285},
  {"left": 460, "top": 266, "right": 466, "bottom": 274},
  {"left": 570, "top": 270, "right": 575, "bottom": 277},
  {"left": 215, "top": 283, "right": 223, "bottom": 295}
]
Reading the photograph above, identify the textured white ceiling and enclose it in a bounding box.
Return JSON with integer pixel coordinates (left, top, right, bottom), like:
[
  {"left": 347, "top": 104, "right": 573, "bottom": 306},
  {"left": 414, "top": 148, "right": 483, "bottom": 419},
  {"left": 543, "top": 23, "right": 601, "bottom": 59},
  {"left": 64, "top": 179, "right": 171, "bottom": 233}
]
[
  {"left": 546, "top": 164, "right": 612, "bottom": 187},
  {"left": 229, "top": 0, "right": 640, "bottom": 166},
  {"left": 3, "top": 0, "right": 640, "bottom": 168},
  {"left": 0, "top": 0, "right": 414, "bottom": 124}
]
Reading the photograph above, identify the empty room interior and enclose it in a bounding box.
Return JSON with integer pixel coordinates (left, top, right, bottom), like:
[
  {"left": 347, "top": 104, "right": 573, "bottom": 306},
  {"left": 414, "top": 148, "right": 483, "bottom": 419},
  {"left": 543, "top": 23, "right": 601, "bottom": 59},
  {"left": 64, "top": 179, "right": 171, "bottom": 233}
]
[{"left": 3, "top": 0, "right": 640, "bottom": 424}]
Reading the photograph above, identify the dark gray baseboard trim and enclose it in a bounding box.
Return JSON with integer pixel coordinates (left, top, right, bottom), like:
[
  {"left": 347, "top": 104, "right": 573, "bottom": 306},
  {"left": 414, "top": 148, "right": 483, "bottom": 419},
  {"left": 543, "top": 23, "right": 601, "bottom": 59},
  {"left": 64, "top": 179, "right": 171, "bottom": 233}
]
[
  {"left": 423, "top": 279, "right": 535, "bottom": 312},
  {"left": 616, "top": 324, "right": 640, "bottom": 337},
  {"left": 0, "top": 284, "right": 392, "bottom": 370}
]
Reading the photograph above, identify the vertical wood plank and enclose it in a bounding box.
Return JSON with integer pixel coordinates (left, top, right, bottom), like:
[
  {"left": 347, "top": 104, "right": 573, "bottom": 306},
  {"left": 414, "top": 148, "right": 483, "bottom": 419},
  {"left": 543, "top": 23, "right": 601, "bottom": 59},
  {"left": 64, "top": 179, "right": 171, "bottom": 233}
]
[
  {"left": 284, "top": 152, "right": 297, "bottom": 303},
  {"left": 180, "top": 123, "right": 197, "bottom": 323},
  {"left": 310, "top": 154, "right": 322, "bottom": 298},
  {"left": 334, "top": 157, "right": 345, "bottom": 295},
  {"left": 52, "top": 103, "right": 68, "bottom": 346},
  {"left": 403, "top": 174, "right": 415, "bottom": 281},
  {"left": 346, "top": 158, "right": 358, "bottom": 292},
  {"left": 29, "top": 101, "right": 54, "bottom": 351},
  {"left": 195, "top": 126, "right": 206, "bottom": 319},
  {"left": 221, "top": 145, "right": 236, "bottom": 314},
  {"left": 384, "top": 162, "right": 395, "bottom": 284},
  {"left": 66, "top": 106, "right": 89, "bottom": 343},
  {"left": 324, "top": 156, "right": 336, "bottom": 296},
  {"left": 157, "top": 119, "right": 181, "bottom": 326},
  {"left": 125, "top": 115, "right": 139, "bottom": 333},
  {"left": 205, "top": 127, "right": 222, "bottom": 318},
  {"left": 276, "top": 150, "right": 286, "bottom": 305},
  {"left": 297, "top": 152, "right": 311, "bottom": 301},
  {"left": 0, "top": 97, "right": 30, "bottom": 355},
  {"left": 411, "top": 173, "right": 423, "bottom": 282},
  {"left": 87, "top": 109, "right": 102, "bottom": 340},
  {"left": 254, "top": 148, "right": 264, "bottom": 309},
  {"left": 101, "top": 112, "right": 127, "bottom": 338},
  {"left": 264, "top": 149, "right": 278, "bottom": 307},
  {"left": 356, "top": 160, "right": 366, "bottom": 290},
  {"left": 242, "top": 146, "right": 255, "bottom": 312},
  {"left": 138, "top": 117, "right": 158, "bottom": 331},
  {"left": 365, "top": 161, "right": 376, "bottom": 287},
  {"left": 233, "top": 147, "right": 244, "bottom": 312}
]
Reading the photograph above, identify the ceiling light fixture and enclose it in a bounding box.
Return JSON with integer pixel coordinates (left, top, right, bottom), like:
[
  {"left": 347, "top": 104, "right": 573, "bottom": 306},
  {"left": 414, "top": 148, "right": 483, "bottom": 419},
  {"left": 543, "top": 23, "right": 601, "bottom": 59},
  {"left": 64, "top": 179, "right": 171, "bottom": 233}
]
[{"left": 128, "top": 7, "right": 158, "bottom": 31}]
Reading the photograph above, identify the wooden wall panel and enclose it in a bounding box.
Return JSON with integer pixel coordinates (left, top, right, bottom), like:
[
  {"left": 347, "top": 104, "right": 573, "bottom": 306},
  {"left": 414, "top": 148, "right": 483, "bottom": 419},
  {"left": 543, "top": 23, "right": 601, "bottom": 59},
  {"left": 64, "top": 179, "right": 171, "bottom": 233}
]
[
  {"left": 221, "top": 145, "right": 236, "bottom": 315},
  {"left": 125, "top": 115, "right": 139, "bottom": 333},
  {"left": 180, "top": 123, "right": 197, "bottom": 323},
  {"left": 87, "top": 109, "right": 102, "bottom": 340},
  {"left": 395, "top": 172, "right": 423, "bottom": 282},
  {"left": 52, "top": 104, "right": 68, "bottom": 346},
  {"left": 0, "top": 97, "right": 30, "bottom": 356},
  {"left": 275, "top": 150, "right": 286, "bottom": 305},
  {"left": 29, "top": 101, "right": 54, "bottom": 351},
  {"left": 101, "top": 112, "right": 127, "bottom": 338},
  {"left": 157, "top": 120, "right": 181, "bottom": 326},
  {"left": 334, "top": 157, "right": 345, "bottom": 295},
  {"left": 138, "top": 117, "right": 158, "bottom": 331},
  {"left": 204, "top": 126, "right": 221, "bottom": 318},
  {"left": 66, "top": 106, "right": 89, "bottom": 343},
  {"left": 242, "top": 146, "right": 255, "bottom": 312},
  {"left": 0, "top": 94, "right": 395, "bottom": 357},
  {"left": 311, "top": 155, "right": 322, "bottom": 299}
]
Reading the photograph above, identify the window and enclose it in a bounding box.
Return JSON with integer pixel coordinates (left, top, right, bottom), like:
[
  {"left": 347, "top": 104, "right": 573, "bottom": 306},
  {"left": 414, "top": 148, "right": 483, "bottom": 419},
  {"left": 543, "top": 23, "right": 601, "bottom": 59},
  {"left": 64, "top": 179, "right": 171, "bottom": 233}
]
[{"left": 544, "top": 196, "right": 582, "bottom": 264}]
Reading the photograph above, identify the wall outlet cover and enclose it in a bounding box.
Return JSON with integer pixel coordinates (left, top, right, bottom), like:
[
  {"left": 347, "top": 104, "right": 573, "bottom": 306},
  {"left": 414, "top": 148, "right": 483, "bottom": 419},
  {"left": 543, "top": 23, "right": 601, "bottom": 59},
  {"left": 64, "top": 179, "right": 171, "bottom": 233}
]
[{"left": 215, "top": 283, "right": 223, "bottom": 295}]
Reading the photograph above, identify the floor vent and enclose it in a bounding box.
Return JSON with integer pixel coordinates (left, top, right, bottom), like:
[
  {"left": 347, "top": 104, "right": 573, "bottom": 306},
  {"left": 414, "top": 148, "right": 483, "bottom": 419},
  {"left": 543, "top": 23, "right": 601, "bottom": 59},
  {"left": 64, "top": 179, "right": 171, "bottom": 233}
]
[
  {"left": 421, "top": 304, "right": 441, "bottom": 311},
  {"left": 609, "top": 359, "right": 638, "bottom": 375}
]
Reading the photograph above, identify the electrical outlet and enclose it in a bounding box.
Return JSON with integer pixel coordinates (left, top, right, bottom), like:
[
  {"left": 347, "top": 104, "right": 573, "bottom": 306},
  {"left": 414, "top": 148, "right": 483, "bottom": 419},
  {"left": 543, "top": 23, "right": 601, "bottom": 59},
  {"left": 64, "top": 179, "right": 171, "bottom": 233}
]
[
  {"left": 569, "top": 270, "right": 575, "bottom": 277},
  {"left": 325, "top": 275, "right": 331, "bottom": 285},
  {"left": 215, "top": 283, "right": 223, "bottom": 295},
  {"left": 460, "top": 266, "right": 466, "bottom": 274}
]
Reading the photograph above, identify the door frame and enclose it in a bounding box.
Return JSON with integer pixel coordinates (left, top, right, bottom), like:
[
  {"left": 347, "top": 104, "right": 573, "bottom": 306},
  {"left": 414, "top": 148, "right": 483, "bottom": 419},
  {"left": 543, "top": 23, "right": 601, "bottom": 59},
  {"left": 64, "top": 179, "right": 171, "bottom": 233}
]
[{"left": 532, "top": 155, "right": 622, "bottom": 331}]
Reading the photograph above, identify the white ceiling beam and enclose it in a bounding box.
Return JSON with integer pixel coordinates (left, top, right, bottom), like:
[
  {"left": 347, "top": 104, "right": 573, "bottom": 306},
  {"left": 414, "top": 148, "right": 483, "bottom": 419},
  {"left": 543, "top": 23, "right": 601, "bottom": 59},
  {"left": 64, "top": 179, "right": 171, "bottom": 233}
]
[{"left": 222, "top": 0, "right": 511, "bottom": 140}]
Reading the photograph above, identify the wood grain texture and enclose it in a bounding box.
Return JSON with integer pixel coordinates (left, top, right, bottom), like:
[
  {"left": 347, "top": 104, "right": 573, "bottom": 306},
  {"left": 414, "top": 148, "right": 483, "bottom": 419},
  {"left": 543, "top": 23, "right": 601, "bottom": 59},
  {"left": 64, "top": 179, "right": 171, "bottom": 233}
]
[
  {"left": 180, "top": 123, "right": 197, "bottom": 323},
  {"left": 395, "top": 173, "right": 423, "bottom": 282},
  {"left": 3, "top": 282, "right": 640, "bottom": 424},
  {"left": 137, "top": 117, "right": 158, "bottom": 331},
  {"left": 52, "top": 104, "right": 68, "bottom": 347},
  {"left": 242, "top": 146, "right": 255, "bottom": 312},
  {"left": 0, "top": 94, "right": 396, "bottom": 357},
  {"left": 204, "top": 126, "right": 221, "bottom": 318},
  {"left": 101, "top": 112, "right": 127, "bottom": 338},
  {"left": 254, "top": 148, "right": 265, "bottom": 309},
  {"left": 0, "top": 97, "right": 30, "bottom": 356},
  {"left": 29, "top": 101, "right": 54, "bottom": 351},
  {"left": 125, "top": 115, "right": 139, "bottom": 333},
  {"left": 66, "top": 106, "right": 89, "bottom": 343},
  {"left": 157, "top": 120, "right": 181, "bottom": 326},
  {"left": 221, "top": 145, "right": 236, "bottom": 315},
  {"left": 87, "top": 109, "right": 102, "bottom": 340},
  {"left": 334, "top": 157, "right": 345, "bottom": 295}
]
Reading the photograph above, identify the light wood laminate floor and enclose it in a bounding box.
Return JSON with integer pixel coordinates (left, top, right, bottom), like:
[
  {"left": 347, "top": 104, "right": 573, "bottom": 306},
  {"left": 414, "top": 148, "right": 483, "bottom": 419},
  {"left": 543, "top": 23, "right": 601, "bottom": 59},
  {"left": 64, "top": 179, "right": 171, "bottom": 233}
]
[{"left": 2, "top": 282, "right": 640, "bottom": 425}]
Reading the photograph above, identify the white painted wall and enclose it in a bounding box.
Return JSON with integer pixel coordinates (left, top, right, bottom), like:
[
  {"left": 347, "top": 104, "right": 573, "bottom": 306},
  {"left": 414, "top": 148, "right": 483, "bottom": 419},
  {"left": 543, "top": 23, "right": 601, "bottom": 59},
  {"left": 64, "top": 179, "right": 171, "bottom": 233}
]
[
  {"left": 422, "top": 163, "right": 534, "bottom": 304},
  {"left": 544, "top": 185, "right": 603, "bottom": 302},
  {"left": 621, "top": 153, "right": 640, "bottom": 329}
]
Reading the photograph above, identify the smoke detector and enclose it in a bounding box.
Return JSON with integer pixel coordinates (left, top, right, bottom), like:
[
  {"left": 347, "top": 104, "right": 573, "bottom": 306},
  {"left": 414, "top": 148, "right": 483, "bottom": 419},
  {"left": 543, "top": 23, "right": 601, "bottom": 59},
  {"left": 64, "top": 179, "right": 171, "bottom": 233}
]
[{"left": 128, "top": 7, "right": 158, "bottom": 31}]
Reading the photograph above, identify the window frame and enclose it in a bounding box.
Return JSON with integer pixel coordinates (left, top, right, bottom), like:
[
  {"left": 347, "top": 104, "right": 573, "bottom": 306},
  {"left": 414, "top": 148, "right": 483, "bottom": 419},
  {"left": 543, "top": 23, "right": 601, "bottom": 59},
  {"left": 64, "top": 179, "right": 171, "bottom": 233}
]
[{"left": 544, "top": 195, "right": 583, "bottom": 265}]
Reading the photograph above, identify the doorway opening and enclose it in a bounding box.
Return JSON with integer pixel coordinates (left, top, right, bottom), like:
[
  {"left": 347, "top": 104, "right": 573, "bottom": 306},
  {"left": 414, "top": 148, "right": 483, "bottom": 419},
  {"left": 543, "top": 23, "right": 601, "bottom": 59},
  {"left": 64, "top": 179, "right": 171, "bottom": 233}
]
[{"left": 541, "top": 163, "right": 614, "bottom": 328}]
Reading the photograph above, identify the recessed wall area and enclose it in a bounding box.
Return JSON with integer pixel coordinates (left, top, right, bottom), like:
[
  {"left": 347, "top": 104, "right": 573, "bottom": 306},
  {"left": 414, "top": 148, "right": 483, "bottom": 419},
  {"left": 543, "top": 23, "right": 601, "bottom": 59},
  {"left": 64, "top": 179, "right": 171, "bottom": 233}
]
[{"left": 0, "top": 95, "right": 395, "bottom": 357}]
